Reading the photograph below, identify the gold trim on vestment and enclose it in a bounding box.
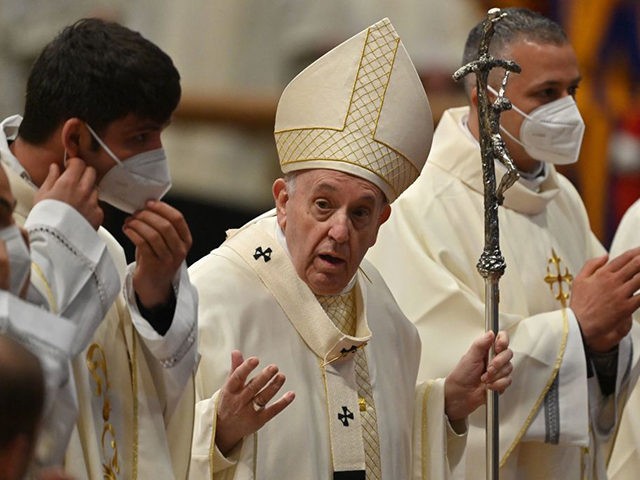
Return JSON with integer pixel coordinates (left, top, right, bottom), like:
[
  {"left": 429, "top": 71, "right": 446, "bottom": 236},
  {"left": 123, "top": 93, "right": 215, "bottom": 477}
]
[
  {"left": 420, "top": 380, "right": 435, "bottom": 480},
  {"left": 499, "top": 307, "right": 570, "bottom": 468},
  {"left": 86, "top": 343, "right": 120, "bottom": 478},
  {"left": 130, "top": 328, "right": 139, "bottom": 480},
  {"left": 31, "top": 261, "right": 58, "bottom": 313}
]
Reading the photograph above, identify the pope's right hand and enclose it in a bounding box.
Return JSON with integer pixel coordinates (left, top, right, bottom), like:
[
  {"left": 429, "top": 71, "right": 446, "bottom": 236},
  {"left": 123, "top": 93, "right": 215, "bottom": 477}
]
[{"left": 34, "top": 158, "right": 103, "bottom": 230}]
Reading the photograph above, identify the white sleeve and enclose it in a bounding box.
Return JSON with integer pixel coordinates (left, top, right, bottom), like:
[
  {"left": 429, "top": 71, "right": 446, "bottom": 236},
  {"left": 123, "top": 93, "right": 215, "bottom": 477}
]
[
  {"left": 0, "top": 291, "right": 75, "bottom": 414},
  {"left": 124, "top": 261, "right": 198, "bottom": 415},
  {"left": 523, "top": 309, "right": 589, "bottom": 445},
  {"left": 24, "top": 199, "right": 121, "bottom": 354}
]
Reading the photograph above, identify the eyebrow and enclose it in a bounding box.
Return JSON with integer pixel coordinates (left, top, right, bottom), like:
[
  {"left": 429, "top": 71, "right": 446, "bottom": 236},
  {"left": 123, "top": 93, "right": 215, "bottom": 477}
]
[{"left": 529, "top": 76, "right": 582, "bottom": 90}]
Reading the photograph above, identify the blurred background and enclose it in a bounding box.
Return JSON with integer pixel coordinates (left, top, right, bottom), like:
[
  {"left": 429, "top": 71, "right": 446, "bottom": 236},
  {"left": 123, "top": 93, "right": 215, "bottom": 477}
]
[{"left": 1, "top": 0, "right": 638, "bottom": 263}]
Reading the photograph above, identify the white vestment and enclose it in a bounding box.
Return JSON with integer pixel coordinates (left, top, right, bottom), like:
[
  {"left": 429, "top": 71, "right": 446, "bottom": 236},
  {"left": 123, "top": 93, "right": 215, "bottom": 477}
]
[
  {"left": 0, "top": 115, "right": 199, "bottom": 480},
  {"left": 367, "top": 107, "right": 640, "bottom": 480},
  {"left": 189, "top": 211, "right": 462, "bottom": 480},
  {"left": 607, "top": 198, "right": 640, "bottom": 480}
]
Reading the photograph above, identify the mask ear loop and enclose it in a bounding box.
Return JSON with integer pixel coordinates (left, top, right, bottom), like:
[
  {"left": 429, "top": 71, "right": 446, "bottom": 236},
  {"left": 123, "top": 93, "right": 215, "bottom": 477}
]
[
  {"left": 84, "top": 123, "right": 123, "bottom": 166},
  {"left": 486, "top": 84, "right": 528, "bottom": 148}
]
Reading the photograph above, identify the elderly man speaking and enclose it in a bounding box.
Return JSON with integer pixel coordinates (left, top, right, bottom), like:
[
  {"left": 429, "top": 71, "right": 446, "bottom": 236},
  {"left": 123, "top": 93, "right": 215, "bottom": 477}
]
[{"left": 189, "top": 18, "right": 512, "bottom": 480}]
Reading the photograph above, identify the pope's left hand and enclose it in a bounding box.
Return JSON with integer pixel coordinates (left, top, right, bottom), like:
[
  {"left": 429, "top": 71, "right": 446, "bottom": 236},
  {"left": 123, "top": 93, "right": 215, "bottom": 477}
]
[
  {"left": 123, "top": 200, "right": 192, "bottom": 308},
  {"left": 444, "top": 330, "right": 513, "bottom": 422}
]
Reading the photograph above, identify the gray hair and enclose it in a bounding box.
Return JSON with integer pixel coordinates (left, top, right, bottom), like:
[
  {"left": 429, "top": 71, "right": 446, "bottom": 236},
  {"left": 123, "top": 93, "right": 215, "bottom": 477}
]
[{"left": 461, "top": 8, "right": 568, "bottom": 95}]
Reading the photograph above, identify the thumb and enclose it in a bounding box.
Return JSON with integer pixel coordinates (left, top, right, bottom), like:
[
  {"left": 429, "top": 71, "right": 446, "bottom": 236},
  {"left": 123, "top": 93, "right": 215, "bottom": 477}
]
[{"left": 467, "top": 331, "right": 494, "bottom": 359}]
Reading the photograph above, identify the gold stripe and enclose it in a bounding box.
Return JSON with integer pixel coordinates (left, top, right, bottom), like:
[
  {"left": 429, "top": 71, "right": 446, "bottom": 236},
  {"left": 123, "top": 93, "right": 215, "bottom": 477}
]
[
  {"left": 499, "top": 308, "right": 570, "bottom": 467},
  {"left": 208, "top": 387, "right": 221, "bottom": 478},
  {"left": 130, "top": 329, "right": 139, "bottom": 480},
  {"left": 31, "top": 261, "right": 58, "bottom": 313},
  {"left": 421, "top": 380, "right": 435, "bottom": 480}
]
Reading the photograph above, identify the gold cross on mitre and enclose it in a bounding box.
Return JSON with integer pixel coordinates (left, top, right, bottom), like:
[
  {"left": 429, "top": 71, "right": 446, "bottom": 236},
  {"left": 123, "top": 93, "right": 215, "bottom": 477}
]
[{"left": 544, "top": 248, "right": 573, "bottom": 308}]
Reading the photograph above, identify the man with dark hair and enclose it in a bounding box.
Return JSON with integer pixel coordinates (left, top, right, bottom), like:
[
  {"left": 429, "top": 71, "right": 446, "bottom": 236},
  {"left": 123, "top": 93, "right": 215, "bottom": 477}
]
[
  {"left": 0, "top": 18, "right": 198, "bottom": 479},
  {"left": 368, "top": 7, "right": 640, "bottom": 479},
  {"left": 0, "top": 333, "right": 44, "bottom": 480}
]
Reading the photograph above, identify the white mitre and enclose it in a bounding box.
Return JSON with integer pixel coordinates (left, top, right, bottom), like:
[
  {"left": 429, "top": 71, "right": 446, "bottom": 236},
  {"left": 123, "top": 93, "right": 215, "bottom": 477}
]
[{"left": 274, "top": 18, "right": 433, "bottom": 202}]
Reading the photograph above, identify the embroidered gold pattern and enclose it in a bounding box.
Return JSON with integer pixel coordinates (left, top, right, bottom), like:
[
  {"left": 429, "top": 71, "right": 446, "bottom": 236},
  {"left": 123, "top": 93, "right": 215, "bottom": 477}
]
[
  {"left": 275, "top": 19, "right": 415, "bottom": 198},
  {"left": 86, "top": 343, "right": 120, "bottom": 478},
  {"left": 544, "top": 248, "right": 573, "bottom": 308}
]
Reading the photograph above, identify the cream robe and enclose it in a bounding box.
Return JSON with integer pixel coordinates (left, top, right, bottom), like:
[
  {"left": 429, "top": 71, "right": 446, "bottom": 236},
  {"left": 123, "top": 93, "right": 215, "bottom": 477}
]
[
  {"left": 189, "top": 212, "right": 461, "bottom": 480},
  {"left": 367, "top": 107, "right": 640, "bottom": 480},
  {"left": 608, "top": 198, "right": 640, "bottom": 480},
  {"left": 0, "top": 115, "right": 199, "bottom": 479}
]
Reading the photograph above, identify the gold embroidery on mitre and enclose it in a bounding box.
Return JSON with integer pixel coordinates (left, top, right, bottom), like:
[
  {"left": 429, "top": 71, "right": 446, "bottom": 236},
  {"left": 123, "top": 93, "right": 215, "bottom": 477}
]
[
  {"left": 86, "top": 343, "right": 120, "bottom": 479},
  {"left": 544, "top": 248, "right": 573, "bottom": 308},
  {"left": 275, "top": 19, "right": 418, "bottom": 199}
]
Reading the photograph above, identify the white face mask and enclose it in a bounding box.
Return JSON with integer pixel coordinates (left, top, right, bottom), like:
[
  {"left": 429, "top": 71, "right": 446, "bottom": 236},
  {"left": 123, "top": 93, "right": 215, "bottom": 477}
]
[
  {"left": 85, "top": 124, "right": 172, "bottom": 213},
  {"left": 0, "top": 224, "right": 30, "bottom": 295},
  {"left": 488, "top": 86, "right": 585, "bottom": 165}
]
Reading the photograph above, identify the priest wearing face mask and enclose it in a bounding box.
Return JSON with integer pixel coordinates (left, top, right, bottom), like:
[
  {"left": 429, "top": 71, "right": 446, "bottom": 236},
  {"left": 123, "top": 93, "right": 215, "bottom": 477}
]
[
  {"left": 367, "top": 7, "right": 640, "bottom": 480},
  {"left": 0, "top": 19, "right": 198, "bottom": 479}
]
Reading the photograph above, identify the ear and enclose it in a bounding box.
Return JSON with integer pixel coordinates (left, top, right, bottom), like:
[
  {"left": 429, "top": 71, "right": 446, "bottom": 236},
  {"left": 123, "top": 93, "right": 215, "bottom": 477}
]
[
  {"left": 369, "top": 203, "right": 392, "bottom": 248},
  {"left": 60, "top": 118, "right": 87, "bottom": 158},
  {"left": 272, "top": 178, "right": 289, "bottom": 231},
  {"left": 470, "top": 84, "right": 479, "bottom": 109},
  {"left": 379, "top": 203, "right": 391, "bottom": 226}
]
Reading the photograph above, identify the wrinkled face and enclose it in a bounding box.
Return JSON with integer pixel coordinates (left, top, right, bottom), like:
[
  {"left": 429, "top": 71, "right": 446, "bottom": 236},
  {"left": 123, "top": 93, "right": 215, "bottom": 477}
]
[
  {"left": 274, "top": 169, "right": 391, "bottom": 296},
  {"left": 493, "top": 39, "right": 581, "bottom": 172}
]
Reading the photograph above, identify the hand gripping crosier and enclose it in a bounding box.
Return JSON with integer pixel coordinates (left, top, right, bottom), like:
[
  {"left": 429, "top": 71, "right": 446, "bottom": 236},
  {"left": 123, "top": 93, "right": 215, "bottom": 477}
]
[{"left": 452, "top": 8, "right": 521, "bottom": 480}]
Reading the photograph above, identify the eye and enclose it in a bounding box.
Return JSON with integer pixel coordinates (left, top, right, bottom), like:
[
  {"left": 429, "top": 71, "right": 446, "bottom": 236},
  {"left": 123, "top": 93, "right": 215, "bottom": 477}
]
[
  {"left": 314, "top": 199, "right": 331, "bottom": 210},
  {"left": 567, "top": 84, "right": 579, "bottom": 97}
]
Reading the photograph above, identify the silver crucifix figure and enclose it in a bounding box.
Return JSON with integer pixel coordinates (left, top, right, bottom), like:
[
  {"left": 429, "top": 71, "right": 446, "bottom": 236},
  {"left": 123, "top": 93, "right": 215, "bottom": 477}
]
[{"left": 452, "top": 7, "right": 521, "bottom": 480}]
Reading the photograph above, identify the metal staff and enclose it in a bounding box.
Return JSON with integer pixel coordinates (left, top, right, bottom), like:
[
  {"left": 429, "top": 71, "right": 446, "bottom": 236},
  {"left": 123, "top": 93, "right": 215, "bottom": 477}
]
[{"left": 452, "top": 8, "right": 520, "bottom": 480}]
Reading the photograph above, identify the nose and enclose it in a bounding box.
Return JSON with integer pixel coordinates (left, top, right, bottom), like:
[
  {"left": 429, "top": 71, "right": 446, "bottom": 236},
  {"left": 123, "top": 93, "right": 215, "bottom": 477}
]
[{"left": 328, "top": 213, "right": 349, "bottom": 244}]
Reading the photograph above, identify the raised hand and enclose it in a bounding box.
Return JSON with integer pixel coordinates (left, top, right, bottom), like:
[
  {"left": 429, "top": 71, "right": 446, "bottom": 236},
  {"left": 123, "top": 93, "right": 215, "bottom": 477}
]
[
  {"left": 571, "top": 248, "right": 640, "bottom": 353},
  {"left": 123, "top": 200, "right": 192, "bottom": 308},
  {"left": 215, "top": 350, "right": 295, "bottom": 456},
  {"left": 444, "top": 331, "right": 512, "bottom": 422},
  {"left": 34, "top": 158, "right": 103, "bottom": 230}
]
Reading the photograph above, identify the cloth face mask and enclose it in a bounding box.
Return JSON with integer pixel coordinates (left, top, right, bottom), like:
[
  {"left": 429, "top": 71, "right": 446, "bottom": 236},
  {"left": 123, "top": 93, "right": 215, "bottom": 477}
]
[
  {"left": 85, "top": 124, "right": 172, "bottom": 213},
  {"left": 488, "top": 85, "right": 585, "bottom": 165},
  {"left": 0, "top": 224, "right": 30, "bottom": 295}
]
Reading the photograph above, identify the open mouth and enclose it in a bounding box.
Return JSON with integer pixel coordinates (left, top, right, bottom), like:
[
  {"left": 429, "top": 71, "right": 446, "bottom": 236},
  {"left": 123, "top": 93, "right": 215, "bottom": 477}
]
[{"left": 319, "top": 254, "right": 345, "bottom": 265}]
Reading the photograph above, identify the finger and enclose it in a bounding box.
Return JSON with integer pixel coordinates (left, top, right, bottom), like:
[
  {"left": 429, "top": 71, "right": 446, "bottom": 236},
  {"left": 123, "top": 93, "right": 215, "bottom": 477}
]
[
  {"left": 126, "top": 210, "right": 180, "bottom": 258},
  {"left": 483, "top": 349, "right": 513, "bottom": 381},
  {"left": 486, "top": 376, "right": 512, "bottom": 394},
  {"left": 608, "top": 246, "right": 640, "bottom": 273},
  {"left": 144, "top": 200, "right": 192, "bottom": 247},
  {"left": 260, "top": 391, "right": 295, "bottom": 423},
  {"left": 60, "top": 157, "right": 86, "bottom": 182},
  {"left": 253, "top": 372, "right": 286, "bottom": 407},
  {"left": 578, "top": 254, "right": 608, "bottom": 278},
  {"left": 225, "top": 356, "right": 259, "bottom": 394},
  {"left": 39, "top": 163, "right": 61, "bottom": 192},
  {"left": 123, "top": 219, "right": 172, "bottom": 260},
  {"left": 467, "top": 331, "right": 495, "bottom": 359},
  {"left": 494, "top": 331, "right": 509, "bottom": 353},
  {"left": 230, "top": 350, "right": 244, "bottom": 373},
  {"left": 241, "top": 364, "right": 280, "bottom": 404},
  {"left": 78, "top": 164, "right": 98, "bottom": 192}
]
